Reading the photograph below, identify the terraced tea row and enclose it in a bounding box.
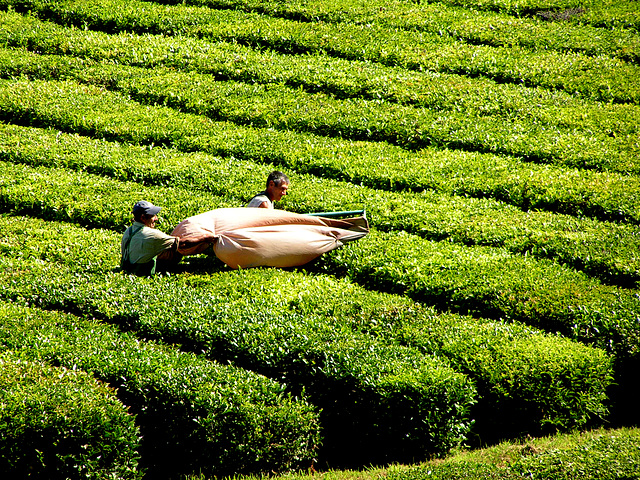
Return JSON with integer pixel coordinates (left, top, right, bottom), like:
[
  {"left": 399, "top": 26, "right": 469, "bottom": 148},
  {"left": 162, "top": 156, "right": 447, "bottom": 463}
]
[
  {"left": 0, "top": 300, "right": 320, "bottom": 477},
  {"left": 3, "top": 45, "right": 637, "bottom": 176},
  {"left": 0, "top": 257, "right": 475, "bottom": 467},
  {"left": 1, "top": 0, "right": 638, "bottom": 476},
  {"left": 2, "top": 88, "right": 639, "bottom": 288},
  {"left": 2, "top": 0, "right": 638, "bottom": 103},
  {"left": 2, "top": 36, "right": 638, "bottom": 218},
  {"left": 150, "top": 0, "right": 640, "bottom": 60},
  {"left": 3, "top": 9, "right": 638, "bottom": 139},
  {"left": 0, "top": 214, "right": 613, "bottom": 451},
  {"left": 0, "top": 348, "right": 141, "bottom": 479},
  {"left": 1, "top": 160, "right": 637, "bottom": 367},
  {"left": 386, "top": 427, "right": 640, "bottom": 480}
]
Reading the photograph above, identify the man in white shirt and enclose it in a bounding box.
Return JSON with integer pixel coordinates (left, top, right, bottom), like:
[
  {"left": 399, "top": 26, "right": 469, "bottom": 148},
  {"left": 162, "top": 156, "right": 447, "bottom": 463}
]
[{"left": 246, "top": 171, "right": 290, "bottom": 209}]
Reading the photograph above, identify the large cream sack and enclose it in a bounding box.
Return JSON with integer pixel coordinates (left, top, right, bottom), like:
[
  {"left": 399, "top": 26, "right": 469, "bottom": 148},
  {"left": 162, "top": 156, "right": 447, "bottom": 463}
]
[{"left": 170, "top": 208, "right": 369, "bottom": 269}]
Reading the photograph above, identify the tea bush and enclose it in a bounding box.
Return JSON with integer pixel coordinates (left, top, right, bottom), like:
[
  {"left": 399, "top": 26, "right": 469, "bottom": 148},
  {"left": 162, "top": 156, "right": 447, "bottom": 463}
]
[
  {"left": 0, "top": 0, "right": 638, "bottom": 473},
  {"left": 2, "top": 121, "right": 638, "bottom": 289},
  {"left": 2, "top": 0, "right": 638, "bottom": 102},
  {"left": 1, "top": 139, "right": 638, "bottom": 350},
  {"left": 2, "top": 12, "right": 638, "bottom": 140},
  {"left": 384, "top": 427, "right": 640, "bottom": 480},
  {"left": 1, "top": 32, "right": 638, "bottom": 175},
  {"left": 0, "top": 215, "right": 615, "bottom": 443},
  {"left": 0, "top": 64, "right": 638, "bottom": 224},
  {"left": 324, "top": 231, "right": 640, "bottom": 362},
  {"left": 1, "top": 160, "right": 638, "bottom": 361},
  {"left": 0, "top": 349, "right": 142, "bottom": 479},
  {"left": 0, "top": 259, "right": 475, "bottom": 465},
  {"left": 154, "top": 0, "right": 640, "bottom": 46},
  {"left": 430, "top": 0, "right": 640, "bottom": 31},
  {"left": 0, "top": 300, "right": 321, "bottom": 478},
  {"left": 1, "top": 78, "right": 639, "bottom": 289}
]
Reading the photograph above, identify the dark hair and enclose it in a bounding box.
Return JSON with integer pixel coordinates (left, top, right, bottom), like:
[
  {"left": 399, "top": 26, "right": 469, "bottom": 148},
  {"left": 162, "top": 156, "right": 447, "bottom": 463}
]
[
  {"left": 133, "top": 211, "right": 147, "bottom": 222},
  {"left": 267, "top": 171, "right": 289, "bottom": 188}
]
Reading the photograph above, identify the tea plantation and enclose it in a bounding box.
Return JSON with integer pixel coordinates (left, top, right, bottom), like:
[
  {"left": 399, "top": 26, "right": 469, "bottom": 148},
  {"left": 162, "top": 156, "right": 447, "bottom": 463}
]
[{"left": 0, "top": 0, "right": 638, "bottom": 478}]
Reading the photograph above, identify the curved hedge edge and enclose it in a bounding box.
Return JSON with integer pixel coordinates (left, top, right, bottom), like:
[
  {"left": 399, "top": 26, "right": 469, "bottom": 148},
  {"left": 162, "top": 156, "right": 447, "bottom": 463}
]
[
  {"left": 383, "top": 427, "right": 640, "bottom": 480},
  {"left": 0, "top": 249, "right": 476, "bottom": 467},
  {"left": 0, "top": 214, "right": 625, "bottom": 449},
  {"left": 27, "top": 270, "right": 476, "bottom": 466},
  {"left": 164, "top": 267, "right": 615, "bottom": 440},
  {"left": 2, "top": 122, "right": 639, "bottom": 293},
  {"left": 0, "top": 163, "right": 637, "bottom": 363},
  {"left": 319, "top": 231, "right": 640, "bottom": 363},
  {"left": 1, "top": 55, "right": 638, "bottom": 227},
  {"left": 394, "top": 316, "right": 614, "bottom": 442},
  {"left": 0, "top": 236, "right": 612, "bottom": 458},
  {"left": 0, "top": 349, "right": 143, "bottom": 480},
  {"left": 0, "top": 300, "right": 322, "bottom": 478},
  {"left": 1, "top": 13, "right": 637, "bottom": 145}
]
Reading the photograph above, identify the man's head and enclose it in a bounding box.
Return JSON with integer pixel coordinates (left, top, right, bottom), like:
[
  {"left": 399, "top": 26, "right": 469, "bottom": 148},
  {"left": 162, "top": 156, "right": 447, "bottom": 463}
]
[
  {"left": 132, "top": 200, "right": 161, "bottom": 227},
  {"left": 265, "top": 171, "right": 290, "bottom": 202}
]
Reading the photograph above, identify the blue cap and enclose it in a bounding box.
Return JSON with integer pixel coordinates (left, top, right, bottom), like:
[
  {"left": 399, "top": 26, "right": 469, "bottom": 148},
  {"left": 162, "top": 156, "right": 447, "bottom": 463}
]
[{"left": 132, "top": 200, "right": 161, "bottom": 216}]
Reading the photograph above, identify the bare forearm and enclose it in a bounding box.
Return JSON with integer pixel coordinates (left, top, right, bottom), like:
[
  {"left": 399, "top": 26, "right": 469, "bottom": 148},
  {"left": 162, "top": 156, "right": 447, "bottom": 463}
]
[{"left": 177, "top": 234, "right": 216, "bottom": 249}]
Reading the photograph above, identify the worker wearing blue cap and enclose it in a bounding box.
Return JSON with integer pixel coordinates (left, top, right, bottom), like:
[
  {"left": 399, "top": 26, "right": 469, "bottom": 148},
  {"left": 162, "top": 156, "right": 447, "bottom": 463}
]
[
  {"left": 120, "top": 200, "right": 178, "bottom": 276},
  {"left": 120, "top": 200, "right": 214, "bottom": 276}
]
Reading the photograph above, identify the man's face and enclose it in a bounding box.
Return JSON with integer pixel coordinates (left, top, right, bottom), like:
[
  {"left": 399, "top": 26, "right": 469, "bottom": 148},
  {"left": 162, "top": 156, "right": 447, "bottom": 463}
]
[
  {"left": 141, "top": 214, "right": 158, "bottom": 228},
  {"left": 268, "top": 181, "right": 289, "bottom": 202}
]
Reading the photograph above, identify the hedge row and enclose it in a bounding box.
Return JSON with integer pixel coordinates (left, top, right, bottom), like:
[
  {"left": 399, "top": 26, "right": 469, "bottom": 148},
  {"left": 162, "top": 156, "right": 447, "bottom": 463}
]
[
  {"left": 2, "top": 43, "right": 639, "bottom": 223},
  {"left": 0, "top": 348, "right": 142, "bottom": 480},
  {"left": 322, "top": 231, "right": 640, "bottom": 363},
  {"left": 384, "top": 427, "right": 640, "bottom": 480},
  {"left": 575, "top": 1, "right": 640, "bottom": 31},
  {"left": 151, "top": 0, "right": 640, "bottom": 61},
  {"left": 0, "top": 300, "right": 322, "bottom": 478},
  {"left": 3, "top": 46, "right": 637, "bottom": 177},
  {"left": 0, "top": 266, "right": 475, "bottom": 466},
  {"left": 2, "top": 0, "right": 639, "bottom": 103},
  {"left": 0, "top": 214, "right": 614, "bottom": 445},
  {"left": 133, "top": 0, "right": 640, "bottom": 33},
  {"left": 175, "top": 268, "right": 614, "bottom": 436},
  {"left": 1, "top": 151, "right": 639, "bottom": 360},
  {"left": 2, "top": 93, "right": 639, "bottom": 289},
  {"left": 1, "top": 141, "right": 638, "bottom": 299},
  {"left": 4, "top": 10, "right": 637, "bottom": 141},
  {"left": 429, "top": 0, "right": 640, "bottom": 31}
]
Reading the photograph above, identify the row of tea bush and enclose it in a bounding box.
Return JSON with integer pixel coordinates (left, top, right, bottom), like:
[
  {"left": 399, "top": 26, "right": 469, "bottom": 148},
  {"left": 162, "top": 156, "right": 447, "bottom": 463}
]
[
  {"left": 0, "top": 348, "right": 142, "bottom": 479},
  {"left": 1, "top": 0, "right": 638, "bottom": 102},
  {"left": 1, "top": 137, "right": 638, "bottom": 363},
  {"left": 4, "top": 46, "right": 635, "bottom": 174},
  {"left": 1, "top": 36, "right": 638, "bottom": 222},
  {"left": 1, "top": 83, "right": 638, "bottom": 290},
  {"left": 0, "top": 224, "right": 475, "bottom": 468},
  {"left": 154, "top": 0, "right": 640, "bottom": 34},
  {"left": 0, "top": 213, "right": 614, "bottom": 462},
  {"left": 3, "top": 9, "right": 638, "bottom": 140},
  {"left": 0, "top": 298, "right": 322, "bottom": 477}
]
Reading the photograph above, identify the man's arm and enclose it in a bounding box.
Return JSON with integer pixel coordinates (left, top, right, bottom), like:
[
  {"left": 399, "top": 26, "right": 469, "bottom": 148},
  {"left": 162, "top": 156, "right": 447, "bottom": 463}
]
[{"left": 177, "top": 233, "right": 216, "bottom": 250}]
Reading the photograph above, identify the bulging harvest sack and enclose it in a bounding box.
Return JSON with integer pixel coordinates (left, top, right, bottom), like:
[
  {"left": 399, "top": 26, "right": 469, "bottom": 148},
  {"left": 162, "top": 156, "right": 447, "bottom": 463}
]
[{"left": 169, "top": 208, "right": 369, "bottom": 269}]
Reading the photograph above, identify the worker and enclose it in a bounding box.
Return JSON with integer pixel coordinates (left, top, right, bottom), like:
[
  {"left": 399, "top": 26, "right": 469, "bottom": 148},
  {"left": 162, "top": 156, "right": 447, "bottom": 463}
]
[
  {"left": 120, "top": 200, "right": 214, "bottom": 276},
  {"left": 246, "top": 171, "right": 290, "bottom": 209}
]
